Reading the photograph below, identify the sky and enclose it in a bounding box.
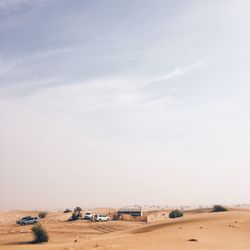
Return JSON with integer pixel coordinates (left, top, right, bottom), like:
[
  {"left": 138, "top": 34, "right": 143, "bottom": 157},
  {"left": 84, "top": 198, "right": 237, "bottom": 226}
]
[{"left": 0, "top": 0, "right": 250, "bottom": 210}]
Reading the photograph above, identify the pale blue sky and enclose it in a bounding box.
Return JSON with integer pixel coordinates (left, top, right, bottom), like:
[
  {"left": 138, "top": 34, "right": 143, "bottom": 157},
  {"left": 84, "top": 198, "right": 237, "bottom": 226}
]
[{"left": 0, "top": 0, "right": 250, "bottom": 209}]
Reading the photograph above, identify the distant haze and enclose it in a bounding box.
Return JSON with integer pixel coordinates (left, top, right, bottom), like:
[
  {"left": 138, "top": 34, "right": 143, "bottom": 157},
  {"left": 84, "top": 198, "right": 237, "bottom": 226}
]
[{"left": 0, "top": 0, "right": 250, "bottom": 210}]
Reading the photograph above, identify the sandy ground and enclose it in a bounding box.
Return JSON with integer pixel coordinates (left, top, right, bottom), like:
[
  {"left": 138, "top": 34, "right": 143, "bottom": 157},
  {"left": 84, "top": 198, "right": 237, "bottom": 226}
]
[{"left": 1, "top": 209, "right": 250, "bottom": 249}]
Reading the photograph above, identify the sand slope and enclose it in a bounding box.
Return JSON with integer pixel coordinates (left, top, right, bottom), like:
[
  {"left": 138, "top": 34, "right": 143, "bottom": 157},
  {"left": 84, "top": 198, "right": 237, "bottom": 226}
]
[{"left": 1, "top": 209, "right": 250, "bottom": 249}]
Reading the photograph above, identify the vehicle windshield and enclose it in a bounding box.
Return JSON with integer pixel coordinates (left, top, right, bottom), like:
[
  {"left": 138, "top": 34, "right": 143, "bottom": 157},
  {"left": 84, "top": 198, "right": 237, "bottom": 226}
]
[{"left": 21, "top": 216, "right": 31, "bottom": 220}]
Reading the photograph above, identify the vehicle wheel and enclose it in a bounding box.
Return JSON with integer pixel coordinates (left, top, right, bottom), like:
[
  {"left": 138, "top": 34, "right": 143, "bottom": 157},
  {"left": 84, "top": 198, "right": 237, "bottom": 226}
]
[
  {"left": 21, "top": 223, "right": 25, "bottom": 226},
  {"left": 33, "top": 221, "right": 37, "bottom": 224},
  {"left": 98, "top": 219, "right": 102, "bottom": 222}
]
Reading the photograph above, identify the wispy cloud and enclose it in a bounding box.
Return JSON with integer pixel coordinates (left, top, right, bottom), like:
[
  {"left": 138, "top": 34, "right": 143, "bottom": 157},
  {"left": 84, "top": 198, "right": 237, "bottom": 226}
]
[
  {"left": 0, "top": 57, "right": 212, "bottom": 97},
  {"left": 151, "top": 60, "right": 212, "bottom": 83},
  {"left": 10, "top": 61, "right": 210, "bottom": 113},
  {"left": 0, "top": 47, "right": 74, "bottom": 86}
]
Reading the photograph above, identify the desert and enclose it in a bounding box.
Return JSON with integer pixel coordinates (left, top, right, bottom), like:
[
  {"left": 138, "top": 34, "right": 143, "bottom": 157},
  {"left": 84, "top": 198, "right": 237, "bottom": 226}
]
[{"left": 1, "top": 207, "right": 250, "bottom": 249}]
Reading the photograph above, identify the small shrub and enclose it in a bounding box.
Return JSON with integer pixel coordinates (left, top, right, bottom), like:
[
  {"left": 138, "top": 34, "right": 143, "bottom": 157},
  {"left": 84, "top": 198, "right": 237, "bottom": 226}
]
[
  {"left": 188, "top": 238, "right": 198, "bottom": 242},
  {"left": 211, "top": 205, "right": 228, "bottom": 212},
  {"left": 31, "top": 223, "right": 48, "bottom": 243},
  {"left": 69, "top": 206, "right": 82, "bottom": 221},
  {"left": 169, "top": 209, "right": 183, "bottom": 219},
  {"left": 63, "top": 208, "right": 72, "bottom": 213},
  {"left": 38, "top": 211, "right": 48, "bottom": 218}
]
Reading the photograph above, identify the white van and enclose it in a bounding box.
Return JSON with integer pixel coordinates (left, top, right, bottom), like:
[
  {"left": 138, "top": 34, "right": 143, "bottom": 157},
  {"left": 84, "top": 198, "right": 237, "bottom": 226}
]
[
  {"left": 93, "top": 214, "right": 110, "bottom": 222},
  {"left": 83, "top": 212, "right": 93, "bottom": 220}
]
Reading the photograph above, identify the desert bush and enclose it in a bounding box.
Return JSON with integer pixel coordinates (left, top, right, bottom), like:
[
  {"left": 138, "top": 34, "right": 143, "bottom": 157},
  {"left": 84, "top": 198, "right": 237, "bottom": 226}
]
[
  {"left": 63, "top": 208, "right": 72, "bottom": 213},
  {"left": 169, "top": 209, "right": 183, "bottom": 219},
  {"left": 211, "top": 205, "right": 228, "bottom": 212},
  {"left": 38, "top": 211, "right": 48, "bottom": 218},
  {"left": 31, "top": 223, "right": 48, "bottom": 243},
  {"left": 69, "top": 206, "right": 82, "bottom": 221}
]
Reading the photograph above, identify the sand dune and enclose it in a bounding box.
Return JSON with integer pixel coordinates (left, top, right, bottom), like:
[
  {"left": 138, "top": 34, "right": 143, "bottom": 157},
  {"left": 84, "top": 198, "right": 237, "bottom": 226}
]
[{"left": 1, "top": 209, "right": 250, "bottom": 249}]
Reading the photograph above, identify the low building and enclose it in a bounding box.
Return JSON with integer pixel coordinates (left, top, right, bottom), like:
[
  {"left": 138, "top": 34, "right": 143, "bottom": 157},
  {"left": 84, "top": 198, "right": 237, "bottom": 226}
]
[{"left": 117, "top": 206, "right": 143, "bottom": 217}]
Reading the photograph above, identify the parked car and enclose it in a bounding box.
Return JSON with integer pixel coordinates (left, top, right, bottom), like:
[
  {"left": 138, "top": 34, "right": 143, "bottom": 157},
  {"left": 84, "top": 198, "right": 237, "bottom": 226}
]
[
  {"left": 17, "top": 216, "right": 39, "bottom": 225},
  {"left": 83, "top": 212, "right": 93, "bottom": 220},
  {"left": 16, "top": 216, "right": 32, "bottom": 224},
  {"left": 93, "top": 214, "right": 110, "bottom": 222}
]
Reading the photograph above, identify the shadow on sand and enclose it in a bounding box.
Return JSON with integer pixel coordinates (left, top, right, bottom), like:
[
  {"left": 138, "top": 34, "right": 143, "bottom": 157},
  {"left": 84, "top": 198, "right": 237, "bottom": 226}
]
[{"left": 5, "top": 241, "right": 42, "bottom": 246}]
